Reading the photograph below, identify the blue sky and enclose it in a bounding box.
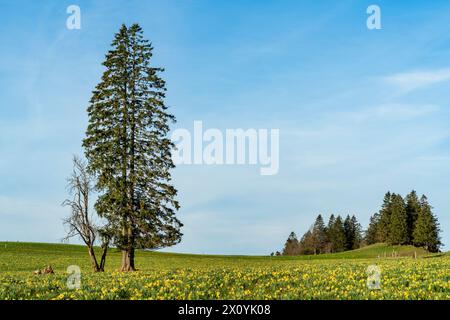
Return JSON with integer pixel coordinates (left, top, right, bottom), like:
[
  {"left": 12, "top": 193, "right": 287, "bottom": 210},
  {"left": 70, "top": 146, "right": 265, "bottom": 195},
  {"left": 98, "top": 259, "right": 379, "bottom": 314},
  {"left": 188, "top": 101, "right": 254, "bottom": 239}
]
[{"left": 1, "top": 0, "right": 449, "bottom": 254}]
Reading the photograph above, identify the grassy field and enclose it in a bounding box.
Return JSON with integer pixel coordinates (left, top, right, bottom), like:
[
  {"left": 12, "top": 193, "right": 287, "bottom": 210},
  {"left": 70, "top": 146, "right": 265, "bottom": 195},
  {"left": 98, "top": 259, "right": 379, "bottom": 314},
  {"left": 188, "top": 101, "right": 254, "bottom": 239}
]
[{"left": 0, "top": 242, "right": 448, "bottom": 300}]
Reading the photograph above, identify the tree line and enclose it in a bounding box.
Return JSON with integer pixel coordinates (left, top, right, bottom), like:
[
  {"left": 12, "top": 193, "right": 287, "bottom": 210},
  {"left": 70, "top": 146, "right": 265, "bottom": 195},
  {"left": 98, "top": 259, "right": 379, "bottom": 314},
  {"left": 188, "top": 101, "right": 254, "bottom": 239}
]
[
  {"left": 280, "top": 214, "right": 362, "bottom": 256},
  {"left": 279, "top": 191, "right": 442, "bottom": 256}
]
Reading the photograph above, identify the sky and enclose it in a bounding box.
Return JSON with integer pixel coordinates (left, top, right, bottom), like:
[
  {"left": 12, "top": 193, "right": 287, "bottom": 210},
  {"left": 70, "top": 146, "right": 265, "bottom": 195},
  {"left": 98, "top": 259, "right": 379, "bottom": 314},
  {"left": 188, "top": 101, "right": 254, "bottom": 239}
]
[{"left": 0, "top": 0, "right": 450, "bottom": 254}]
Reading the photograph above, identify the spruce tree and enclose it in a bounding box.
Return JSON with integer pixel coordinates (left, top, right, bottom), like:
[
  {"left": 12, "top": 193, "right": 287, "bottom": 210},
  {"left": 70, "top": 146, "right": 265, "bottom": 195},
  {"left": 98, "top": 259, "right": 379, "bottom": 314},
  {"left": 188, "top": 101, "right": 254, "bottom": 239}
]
[
  {"left": 326, "top": 215, "right": 336, "bottom": 252},
  {"left": 312, "top": 215, "right": 327, "bottom": 254},
  {"left": 83, "top": 24, "right": 182, "bottom": 271},
  {"left": 282, "top": 232, "right": 300, "bottom": 256},
  {"left": 327, "top": 214, "right": 336, "bottom": 234},
  {"left": 378, "top": 192, "right": 393, "bottom": 242},
  {"left": 343, "top": 215, "right": 353, "bottom": 250},
  {"left": 365, "top": 213, "right": 380, "bottom": 245},
  {"left": 332, "top": 215, "right": 347, "bottom": 252},
  {"left": 350, "top": 215, "right": 362, "bottom": 249},
  {"left": 405, "top": 190, "right": 421, "bottom": 244},
  {"left": 299, "top": 230, "right": 315, "bottom": 255},
  {"left": 388, "top": 194, "right": 408, "bottom": 245},
  {"left": 413, "top": 195, "right": 441, "bottom": 252},
  {"left": 342, "top": 215, "right": 362, "bottom": 250}
]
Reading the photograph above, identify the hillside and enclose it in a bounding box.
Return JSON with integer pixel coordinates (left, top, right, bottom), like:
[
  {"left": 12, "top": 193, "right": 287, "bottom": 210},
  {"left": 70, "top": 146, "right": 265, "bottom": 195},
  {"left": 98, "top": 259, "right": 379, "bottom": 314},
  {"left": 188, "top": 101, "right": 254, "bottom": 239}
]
[
  {"left": 277, "top": 243, "right": 431, "bottom": 260},
  {"left": 0, "top": 242, "right": 448, "bottom": 300},
  {"left": 0, "top": 241, "right": 435, "bottom": 273}
]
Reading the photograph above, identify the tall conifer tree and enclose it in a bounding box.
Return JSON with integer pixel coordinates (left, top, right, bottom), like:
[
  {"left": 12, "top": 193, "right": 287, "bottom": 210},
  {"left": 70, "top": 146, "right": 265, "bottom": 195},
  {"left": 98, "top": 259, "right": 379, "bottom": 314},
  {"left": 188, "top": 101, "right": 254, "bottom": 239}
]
[
  {"left": 83, "top": 24, "right": 182, "bottom": 271},
  {"left": 350, "top": 215, "right": 362, "bottom": 249},
  {"left": 388, "top": 194, "right": 408, "bottom": 245},
  {"left": 413, "top": 195, "right": 441, "bottom": 252},
  {"left": 332, "top": 215, "right": 347, "bottom": 252},
  {"left": 282, "top": 232, "right": 300, "bottom": 256},
  {"left": 343, "top": 215, "right": 353, "bottom": 250},
  {"left": 378, "top": 192, "right": 393, "bottom": 242},
  {"left": 312, "top": 215, "right": 327, "bottom": 254},
  {"left": 405, "top": 190, "right": 421, "bottom": 244},
  {"left": 326, "top": 214, "right": 336, "bottom": 252},
  {"left": 365, "top": 213, "right": 380, "bottom": 245}
]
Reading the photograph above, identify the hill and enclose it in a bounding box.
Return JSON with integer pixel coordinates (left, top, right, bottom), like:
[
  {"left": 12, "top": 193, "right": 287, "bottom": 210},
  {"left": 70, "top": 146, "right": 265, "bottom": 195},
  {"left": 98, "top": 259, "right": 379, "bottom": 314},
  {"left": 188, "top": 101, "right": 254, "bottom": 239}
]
[
  {"left": 277, "top": 243, "right": 431, "bottom": 260},
  {"left": 0, "top": 242, "right": 447, "bottom": 300},
  {"left": 0, "top": 241, "right": 435, "bottom": 272}
]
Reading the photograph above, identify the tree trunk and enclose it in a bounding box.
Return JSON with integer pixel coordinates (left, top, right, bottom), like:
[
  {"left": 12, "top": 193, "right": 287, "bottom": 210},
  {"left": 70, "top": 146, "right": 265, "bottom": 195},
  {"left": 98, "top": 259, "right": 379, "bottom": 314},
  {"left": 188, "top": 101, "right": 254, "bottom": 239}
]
[
  {"left": 121, "top": 248, "right": 136, "bottom": 271},
  {"left": 99, "top": 245, "right": 108, "bottom": 271},
  {"left": 88, "top": 246, "right": 101, "bottom": 272}
]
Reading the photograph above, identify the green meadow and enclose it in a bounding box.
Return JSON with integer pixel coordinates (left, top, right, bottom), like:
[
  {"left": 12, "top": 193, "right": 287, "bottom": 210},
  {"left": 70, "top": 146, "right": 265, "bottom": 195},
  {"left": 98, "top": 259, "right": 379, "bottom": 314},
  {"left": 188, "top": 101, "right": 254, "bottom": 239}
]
[{"left": 0, "top": 242, "right": 448, "bottom": 300}]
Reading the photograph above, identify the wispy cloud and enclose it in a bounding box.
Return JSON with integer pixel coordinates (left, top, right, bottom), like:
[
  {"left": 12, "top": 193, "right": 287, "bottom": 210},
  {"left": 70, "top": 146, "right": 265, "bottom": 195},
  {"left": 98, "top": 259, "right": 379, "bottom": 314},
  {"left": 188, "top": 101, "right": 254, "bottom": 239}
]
[
  {"left": 285, "top": 102, "right": 449, "bottom": 169},
  {"left": 344, "top": 104, "right": 440, "bottom": 122},
  {"left": 384, "top": 69, "right": 450, "bottom": 93}
]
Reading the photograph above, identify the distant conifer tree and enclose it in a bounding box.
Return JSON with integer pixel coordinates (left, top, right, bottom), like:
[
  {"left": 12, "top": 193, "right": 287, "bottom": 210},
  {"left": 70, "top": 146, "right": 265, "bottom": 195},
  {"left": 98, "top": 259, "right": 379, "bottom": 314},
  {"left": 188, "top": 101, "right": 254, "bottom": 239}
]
[
  {"left": 378, "top": 192, "right": 393, "bottom": 242},
  {"left": 413, "top": 195, "right": 441, "bottom": 252},
  {"left": 282, "top": 232, "right": 300, "bottom": 256},
  {"left": 388, "top": 194, "right": 408, "bottom": 245},
  {"left": 312, "top": 215, "right": 327, "bottom": 254},
  {"left": 365, "top": 212, "right": 380, "bottom": 245},
  {"left": 331, "top": 215, "right": 347, "bottom": 252},
  {"left": 350, "top": 215, "right": 363, "bottom": 249},
  {"left": 405, "top": 190, "right": 421, "bottom": 244}
]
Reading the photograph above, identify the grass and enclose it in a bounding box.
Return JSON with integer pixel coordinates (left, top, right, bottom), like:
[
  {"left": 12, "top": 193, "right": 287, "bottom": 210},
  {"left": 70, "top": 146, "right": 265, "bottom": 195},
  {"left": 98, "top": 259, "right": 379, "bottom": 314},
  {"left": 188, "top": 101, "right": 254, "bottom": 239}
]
[
  {"left": 0, "top": 242, "right": 448, "bottom": 300},
  {"left": 0, "top": 242, "right": 433, "bottom": 272}
]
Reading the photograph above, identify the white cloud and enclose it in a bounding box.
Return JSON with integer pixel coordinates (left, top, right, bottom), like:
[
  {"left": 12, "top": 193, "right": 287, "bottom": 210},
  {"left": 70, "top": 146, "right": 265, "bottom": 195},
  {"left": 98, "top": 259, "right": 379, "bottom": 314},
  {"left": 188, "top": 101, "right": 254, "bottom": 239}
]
[
  {"left": 384, "top": 69, "right": 450, "bottom": 93},
  {"left": 284, "top": 102, "right": 449, "bottom": 171},
  {"left": 344, "top": 103, "right": 439, "bottom": 122}
]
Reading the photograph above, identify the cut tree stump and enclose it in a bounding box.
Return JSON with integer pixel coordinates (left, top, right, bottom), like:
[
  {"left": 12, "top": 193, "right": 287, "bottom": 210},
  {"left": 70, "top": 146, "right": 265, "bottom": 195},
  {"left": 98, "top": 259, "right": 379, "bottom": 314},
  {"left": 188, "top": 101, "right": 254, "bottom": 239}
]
[{"left": 33, "top": 265, "right": 54, "bottom": 275}]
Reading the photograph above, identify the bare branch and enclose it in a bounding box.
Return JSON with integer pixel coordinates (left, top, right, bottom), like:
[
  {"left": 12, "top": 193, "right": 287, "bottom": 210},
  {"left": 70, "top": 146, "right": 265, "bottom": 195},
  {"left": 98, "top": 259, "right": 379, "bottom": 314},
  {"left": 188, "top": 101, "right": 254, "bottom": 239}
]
[{"left": 62, "top": 155, "right": 107, "bottom": 271}]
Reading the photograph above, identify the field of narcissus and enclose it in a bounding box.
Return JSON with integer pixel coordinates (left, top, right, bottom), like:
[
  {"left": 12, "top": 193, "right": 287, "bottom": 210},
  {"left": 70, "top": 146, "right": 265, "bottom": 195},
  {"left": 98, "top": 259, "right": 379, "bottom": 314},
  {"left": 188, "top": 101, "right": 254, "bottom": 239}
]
[{"left": 0, "top": 242, "right": 448, "bottom": 300}]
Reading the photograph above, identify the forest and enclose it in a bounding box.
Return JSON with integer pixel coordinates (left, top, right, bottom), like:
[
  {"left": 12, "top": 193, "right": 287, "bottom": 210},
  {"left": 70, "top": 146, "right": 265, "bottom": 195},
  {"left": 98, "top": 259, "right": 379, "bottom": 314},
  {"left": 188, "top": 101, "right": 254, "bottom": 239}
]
[{"left": 279, "top": 191, "right": 442, "bottom": 256}]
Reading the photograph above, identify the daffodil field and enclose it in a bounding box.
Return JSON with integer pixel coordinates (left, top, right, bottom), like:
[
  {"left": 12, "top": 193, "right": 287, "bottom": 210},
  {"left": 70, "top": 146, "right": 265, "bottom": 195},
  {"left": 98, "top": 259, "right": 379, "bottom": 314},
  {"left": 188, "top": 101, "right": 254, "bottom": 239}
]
[{"left": 0, "top": 242, "right": 448, "bottom": 300}]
